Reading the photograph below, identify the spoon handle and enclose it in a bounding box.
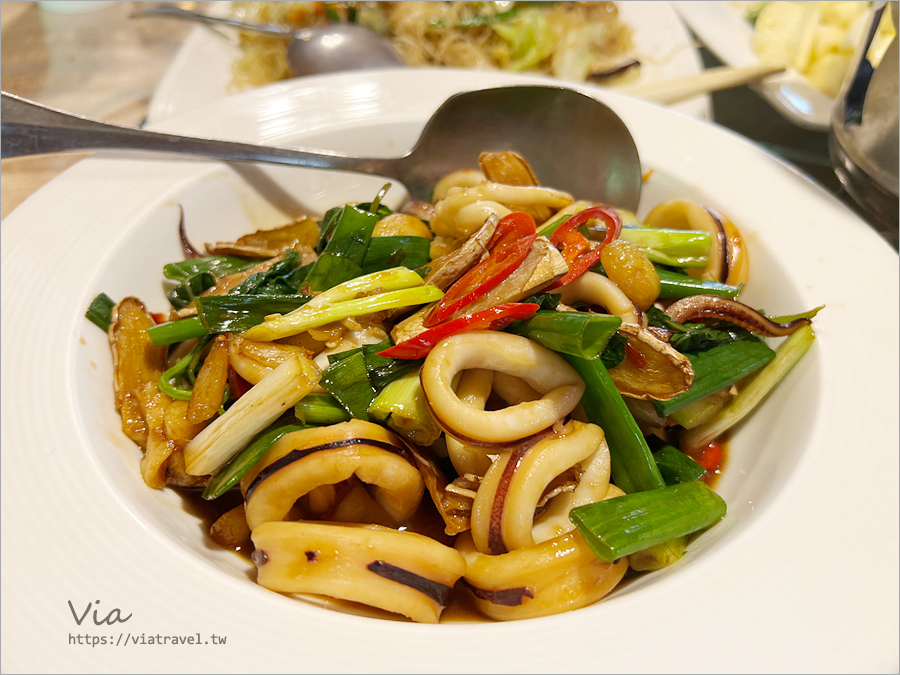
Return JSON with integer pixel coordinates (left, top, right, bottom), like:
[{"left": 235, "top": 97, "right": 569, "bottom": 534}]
[
  {"left": 0, "top": 92, "right": 402, "bottom": 181},
  {"left": 130, "top": 4, "right": 295, "bottom": 39}
]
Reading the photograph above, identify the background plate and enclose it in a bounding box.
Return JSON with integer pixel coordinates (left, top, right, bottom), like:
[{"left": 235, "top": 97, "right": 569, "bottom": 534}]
[
  {"left": 145, "top": 1, "right": 711, "bottom": 123},
  {"left": 673, "top": 0, "right": 836, "bottom": 130}
]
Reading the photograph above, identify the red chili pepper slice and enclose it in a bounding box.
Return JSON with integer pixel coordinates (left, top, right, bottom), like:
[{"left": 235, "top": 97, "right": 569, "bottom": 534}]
[
  {"left": 378, "top": 303, "right": 540, "bottom": 360},
  {"left": 547, "top": 205, "right": 623, "bottom": 290},
  {"left": 227, "top": 366, "right": 253, "bottom": 400},
  {"left": 424, "top": 212, "right": 537, "bottom": 327},
  {"left": 685, "top": 440, "right": 724, "bottom": 472}
]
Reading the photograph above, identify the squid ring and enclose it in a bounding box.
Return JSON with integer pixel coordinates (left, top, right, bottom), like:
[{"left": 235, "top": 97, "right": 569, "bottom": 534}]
[
  {"left": 470, "top": 420, "right": 610, "bottom": 554},
  {"left": 445, "top": 368, "right": 495, "bottom": 477},
  {"left": 420, "top": 331, "right": 585, "bottom": 445},
  {"left": 241, "top": 419, "right": 425, "bottom": 530},
  {"left": 553, "top": 271, "right": 642, "bottom": 326},
  {"left": 252, "top": 521, "right": 466, "bottom": 623},
  {"left": 455, "top": 522, "right": 628, "bottom": 621}
]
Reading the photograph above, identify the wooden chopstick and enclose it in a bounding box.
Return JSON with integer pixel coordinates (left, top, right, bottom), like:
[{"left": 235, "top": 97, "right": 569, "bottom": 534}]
[{"left": 614, "top": 64, "right": 786, "bottom": 105}]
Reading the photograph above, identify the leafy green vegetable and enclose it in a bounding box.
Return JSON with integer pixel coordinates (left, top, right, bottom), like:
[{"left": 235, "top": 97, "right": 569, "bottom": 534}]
[
  {"left": 167, "top": 270, "right": 217, "bottom": 310},
  {"left": 195, "top": 294, "right": 311, "bottom": 334},
  {"left": 492, "top": 8, "right": 556, "bottom": 71},
  {"left": 682, "top": 323, "right": 816, "bottom": 450},
  {"left": 599, "top": 331, "right": 627, "bottom": 369},
  {"left": 654, "top": 338, "right": 776, "bottom": 418},
  {"left": 328, "top": 339, "right": 422, "bottom": 391},
  {"left": 652, "top": 445, "right": 708, "bottom": 485},
  {"left": 308, "top": 204, "right": 380, "bottom": 291},
  {"left": 646, "top": 306, "right": 754, "bottom": 353},
  {"left": 163, "top": 255, "right": 255, "bottom": 282},
  {"left": 320, "top": 350, "right": 378, "bottom": 420},
  {"left": 362, "top": 236, "right": 431, "bottom": 274},
  {"left": 157, "top": 337, "right": 210, "bottom": 400},
  {"left": 231, "top": 250, "right": 307, "bottom": 296}
]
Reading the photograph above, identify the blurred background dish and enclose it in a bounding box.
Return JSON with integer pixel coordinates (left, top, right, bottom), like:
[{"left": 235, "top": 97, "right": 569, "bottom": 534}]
[
  {"left": 673, "top": 0, "right": 896, "bottom": 130},
  {"left": 145, "top": 1, "right": 712, "bottom": 123}
]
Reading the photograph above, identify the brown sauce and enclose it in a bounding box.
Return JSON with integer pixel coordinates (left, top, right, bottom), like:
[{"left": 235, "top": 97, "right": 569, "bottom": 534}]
[{"left": 172, "top": 436, "right": 730, "bottom": 624}]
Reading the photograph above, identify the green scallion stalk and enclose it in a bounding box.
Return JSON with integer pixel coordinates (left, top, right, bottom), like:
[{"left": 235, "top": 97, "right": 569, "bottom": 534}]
[
  {"left": 538, "top": 213, "right": 711, "bottom": 269},
  {"left": 157, "top": 337, "right": 209, "bottom": 401},
  {"left": 656, "top": 267, "right": 744, "bottom": 300},
  {"left": 667, "top": 390, "right": 732, "bottom": 429},
  {"left": 619, "top": 228, "right": 710, "bottom": 268},
  {"left": 85, "top": 293, "right": 116, "bottom": 331},
  {"left": 629, "top": 536, "right": 689, "bottom": 571},
  {"left": 242, "top": 283, "right": 443, "bottom": 342},
  {"left": 368, "top": 369, "right": 441, "bottom": 446},
  {"left": 766, "top": 305, "right": 824, "bottom": 323},
  {"left": 569, "top": 481, "right": 727, "bottom": 562},
  {"left": 147, "top": 316, "right": 207, "bottom": 347},
  {"left": 682, "top": 323, "right": 816, "bottom": 450},
  {"left": 294, "top": 393, "right": 352, "bottom": 425},
  {"left": 562, "top": 355, "right": 666, "bottom": 494},
  {"left": 653, "top": 444, "right": 708, "bottom": 485},
  {"left": 202, "top": 423, "right": 308, "bottom": 500},
  {"left": 505, "top": 311, "right": 622, "bottom": 360},
  {"left": 654, "top": 338, "right": 776, "bottom": 418},
  {"left": 303, "top": 266, "right": 427, "bottom": 310}
]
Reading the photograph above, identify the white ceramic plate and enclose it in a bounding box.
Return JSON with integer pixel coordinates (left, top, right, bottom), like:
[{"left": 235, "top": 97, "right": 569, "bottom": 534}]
[
  {"left": 146, "top": 1, "right": 711, "bottom": 124},
  {"left": 2, "top": 69, "right": 897, "bottom": 674},
  {"left": 672, "top": 0, "right": 835, "bottom": 130}
]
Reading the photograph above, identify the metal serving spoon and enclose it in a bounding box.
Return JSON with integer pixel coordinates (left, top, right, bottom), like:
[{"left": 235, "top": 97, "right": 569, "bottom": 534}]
[
  {"left": 0, "top": 86, "right": 642, "bottom": 208},
  {"left": 131, "top": 4, "right": 405, "bottom": 77}
]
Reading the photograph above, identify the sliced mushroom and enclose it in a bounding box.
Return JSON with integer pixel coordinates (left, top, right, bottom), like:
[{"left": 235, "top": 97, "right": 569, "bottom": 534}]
[
  {"left": 186, "top": 335, "right": 229, "bottom": 425},
  {"left": 609, "top": 323, "right": 694, "bottom": 401},
  {"left": 205, "top": 217, "right": 319, "bottom": 258},
  {"left": 399, "top": 200, "right": 436, "bottom": 222},
  {"left": 109, "top": 297, "right": 168, "bottom": 446},
  {"left": 420, "top": 211, "right": 501, "bottom": 292},
  {"left": 390, "top": 237, "right": 567, "bottom": 344}
]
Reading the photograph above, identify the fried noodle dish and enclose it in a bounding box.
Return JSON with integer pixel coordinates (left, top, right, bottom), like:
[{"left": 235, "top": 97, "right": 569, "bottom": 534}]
[
  {"left": 229, "top": 1, "right": 638, "bottom": 89},
  {"left": 88, "top": 150, "right": 820, "bottom": 623}
]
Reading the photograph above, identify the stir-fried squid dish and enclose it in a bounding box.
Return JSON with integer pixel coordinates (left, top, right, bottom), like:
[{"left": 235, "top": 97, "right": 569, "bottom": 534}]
[
  {"left": 230, "top": 1, "right": 638, "bottom": 89},
  {"left": 88, "top": 151, "right": 819, "bottom": 623}
]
